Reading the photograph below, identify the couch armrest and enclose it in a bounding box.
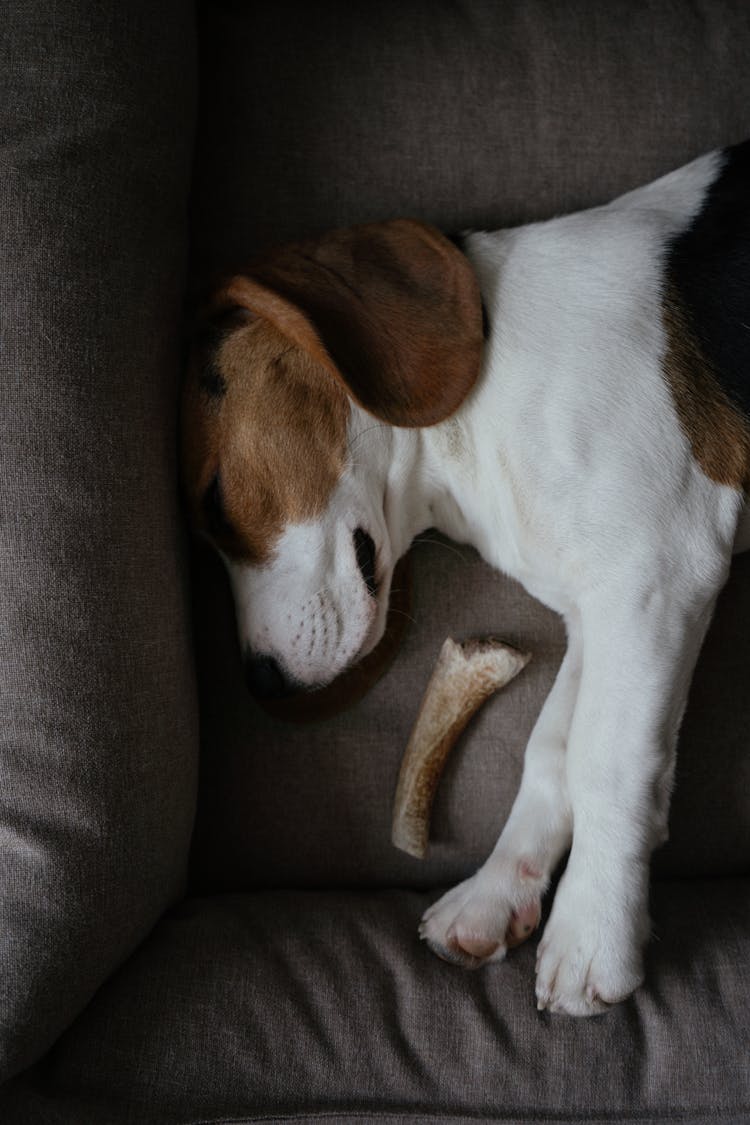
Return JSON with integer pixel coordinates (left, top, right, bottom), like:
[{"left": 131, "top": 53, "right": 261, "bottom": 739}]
[{"left": 0, "top": 0, "right": 198, "bottom": 1080}]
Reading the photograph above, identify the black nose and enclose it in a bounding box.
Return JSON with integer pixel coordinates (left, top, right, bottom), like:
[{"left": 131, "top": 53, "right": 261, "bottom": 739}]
[
  {"left": 244, "top": 653, "right": 296, "bottom": 699},
  {"left": 353, "top": 527, "right": 377, "bottom": 596}
]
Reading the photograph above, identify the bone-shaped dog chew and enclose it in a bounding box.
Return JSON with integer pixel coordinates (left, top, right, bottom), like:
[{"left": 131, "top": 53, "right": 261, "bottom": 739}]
[{"left": 392, "top": 638, "right": 531, "bottom": 858}]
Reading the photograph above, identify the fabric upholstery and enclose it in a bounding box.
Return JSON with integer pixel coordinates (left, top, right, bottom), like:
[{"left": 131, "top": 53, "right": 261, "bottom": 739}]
[
  {"left": 1, "top": 0, "right": 749, "bottom": 1120},
  {"left": 188, "top": 0, "right": 750, "bottom": 893},
  {"left": 191, "top": 536, "right": 750, "bottom": 892},
  {"left": 191, "top": 0, "right": 750, "bottom": 267},
  {"left": 0, "top": 0, "right": 198, "bottom": 1081},
  {"left": 2, "top": 882, "right": 748, "bottom": 1123}
]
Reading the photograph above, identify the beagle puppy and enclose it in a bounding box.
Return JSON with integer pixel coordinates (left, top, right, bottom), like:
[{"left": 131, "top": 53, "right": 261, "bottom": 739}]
[{"left": 182, "top": 140, "right": 749, "bottom": 1016}]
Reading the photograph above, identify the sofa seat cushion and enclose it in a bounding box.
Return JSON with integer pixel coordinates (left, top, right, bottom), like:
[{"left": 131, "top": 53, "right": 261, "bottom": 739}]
[
  {"left": 188, "top": 0, "right": 750, "bottom": 895},
  {"left": 4, "top": 881, "right": 748, "bottom": 1124},
  {"left": 192, "top": 0, "right": 750, "bottom": 264},
  {"left": 191, "top": 539, "right": 750, "bottom": 894}
]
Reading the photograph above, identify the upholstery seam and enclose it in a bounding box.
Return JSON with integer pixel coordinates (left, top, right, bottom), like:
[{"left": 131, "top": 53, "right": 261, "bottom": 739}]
[{"left": 185, "top": 1106, "right": 750, "bottom": 1125}]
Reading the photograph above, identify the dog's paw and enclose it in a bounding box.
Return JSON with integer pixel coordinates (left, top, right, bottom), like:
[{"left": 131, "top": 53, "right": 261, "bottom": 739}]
[
  {"left": 419, "top": 863, "right": 544, "bottom": 969},
  {"left": 535, "top": 877, "right": 647, "bottom": 1016}
]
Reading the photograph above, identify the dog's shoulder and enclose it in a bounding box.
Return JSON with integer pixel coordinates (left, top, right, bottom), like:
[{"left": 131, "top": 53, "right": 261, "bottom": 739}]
[{"left": 466, "top": 143, "right": 750, "bottom": 493}]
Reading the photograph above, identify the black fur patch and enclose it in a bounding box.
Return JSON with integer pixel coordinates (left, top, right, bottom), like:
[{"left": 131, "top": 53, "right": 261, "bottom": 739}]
[
  {"left": 667, "top": 140, "right": 750, "bottom": 418},
  {"left": 193, "top": 307, "right": 255, "bottom": 400},
  {"left": 192, "top": 321, "right": 228, "bottom": 399},
  {"left": 198, "top": 356, "right": 228, "bottom": 399}
]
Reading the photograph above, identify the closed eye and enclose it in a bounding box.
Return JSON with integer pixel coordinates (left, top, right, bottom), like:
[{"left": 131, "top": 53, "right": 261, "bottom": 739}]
[
  {"left": 202, "top": 473, "right": 234, "bottom": 541},
  {"left": 353, "top": 527, "right": 378, "bottom": 597}
]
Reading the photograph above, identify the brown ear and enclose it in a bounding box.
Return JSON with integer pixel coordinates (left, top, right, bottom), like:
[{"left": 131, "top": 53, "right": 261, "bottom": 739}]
[{"left": 211, "top": 220, "right": 484, "bottom": 428}]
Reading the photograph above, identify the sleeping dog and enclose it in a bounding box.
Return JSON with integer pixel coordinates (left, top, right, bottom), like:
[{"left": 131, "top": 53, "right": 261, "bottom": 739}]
[{"left": 182, "top": 140, "right": 749, "bottom": 1016}]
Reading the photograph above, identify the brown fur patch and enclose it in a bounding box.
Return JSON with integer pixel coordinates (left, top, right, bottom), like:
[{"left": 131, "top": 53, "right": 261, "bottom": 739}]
[
  {"left": 662, "top": 284, "right": 750, "bottom": 490},
  {"left": 224, "top": 219, "right": 484, "bottom": 428},
  {"left": 182, "top": 318, "right": 349, "bottom": 564}
]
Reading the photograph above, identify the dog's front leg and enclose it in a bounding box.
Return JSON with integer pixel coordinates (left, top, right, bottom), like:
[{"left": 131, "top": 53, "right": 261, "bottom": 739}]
[
  {"left": 419, "top": 613, "right": 581, "bottom": 967},
  {"left": 535, "top": 580, "right": 721, "bottom": 1016}
]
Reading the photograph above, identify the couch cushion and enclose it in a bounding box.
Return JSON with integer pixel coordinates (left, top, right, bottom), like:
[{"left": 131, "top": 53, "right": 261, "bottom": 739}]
[
  {"left": 2, "top": 882, "right": 748, "bottom": 1123},
  {"left": 190, "top": 535, "right": 750, "bottom": 892},
  {"left": 188, "top": 0, "right": 750, "bottom": 893},
  {"left": 0, "top": 0, "right": 198, "bottom": 1081},
  {"left": 191, "top": 0, "right": 750, "bottom": 266}
]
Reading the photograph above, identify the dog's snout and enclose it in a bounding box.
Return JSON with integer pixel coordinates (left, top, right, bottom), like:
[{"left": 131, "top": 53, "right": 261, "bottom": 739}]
[
  {"left": 244, "top": 652, "right": 296, "bottom": 700},
  {"left": 353, "top": 527, "right": 377, "bottom": 597}
]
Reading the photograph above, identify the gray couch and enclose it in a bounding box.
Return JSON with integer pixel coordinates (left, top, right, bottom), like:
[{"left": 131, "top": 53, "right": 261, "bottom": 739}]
[{"left": 1, "top": 2, "right": 749, "bottom": 1122}]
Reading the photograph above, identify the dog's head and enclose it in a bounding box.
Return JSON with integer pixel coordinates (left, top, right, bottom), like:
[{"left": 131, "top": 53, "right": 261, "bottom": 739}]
[{"left": 182, "top": 219, "right": 483, "bottom": 697}]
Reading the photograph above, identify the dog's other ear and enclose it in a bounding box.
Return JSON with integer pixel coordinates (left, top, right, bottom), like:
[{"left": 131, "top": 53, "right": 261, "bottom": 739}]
[{"left": 212, "top": 220, "right": 484, "bottom": 428}]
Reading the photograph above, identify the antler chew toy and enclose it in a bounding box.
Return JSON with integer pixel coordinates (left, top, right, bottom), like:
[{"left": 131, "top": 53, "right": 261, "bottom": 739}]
[{"left": 392, "top": 637, "right": 531, "bottom": 858}]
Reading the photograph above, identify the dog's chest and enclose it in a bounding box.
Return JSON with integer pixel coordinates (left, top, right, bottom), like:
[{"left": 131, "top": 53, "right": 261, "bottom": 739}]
[{"left": 428, "top": 412, "right": 586, "bottom": 615}]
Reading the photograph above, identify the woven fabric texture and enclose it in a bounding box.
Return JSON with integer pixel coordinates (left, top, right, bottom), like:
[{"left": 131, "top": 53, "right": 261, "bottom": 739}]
[
  {"left": 3, "top": 882, "right": 748, "bottom": 1122},
  {"left": 188, "top": 0, "right": 750, "bottom": 892},
  {"left": 0, "top": 0, "right": 199, "bottom": 1081}
]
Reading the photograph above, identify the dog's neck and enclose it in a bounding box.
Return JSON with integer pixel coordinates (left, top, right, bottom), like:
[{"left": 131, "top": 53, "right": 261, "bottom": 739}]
[{"left": 350, "top": 394, "right": 500, "bottom": 569}]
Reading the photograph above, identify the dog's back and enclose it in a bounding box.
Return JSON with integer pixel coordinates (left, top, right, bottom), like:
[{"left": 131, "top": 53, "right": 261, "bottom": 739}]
[{"left": 667, "top": 139, "right": 750, "bottom": 417}]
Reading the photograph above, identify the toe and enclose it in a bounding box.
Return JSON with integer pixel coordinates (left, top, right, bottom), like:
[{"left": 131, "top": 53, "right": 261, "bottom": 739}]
[
  {"left": 423, "top": 935, "right": 487, "bottom": 969},
  {"left": 453, "top": 930, "right": 502, "bottom": 961},
  {"left": 507, "top": 901, "right": 541, "bottom": 948}
]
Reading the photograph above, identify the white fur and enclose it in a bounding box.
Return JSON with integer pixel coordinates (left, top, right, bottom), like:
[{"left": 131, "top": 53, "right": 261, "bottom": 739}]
[
  {"left": 226, "top": 481, "right": 384, "bottom": 687},
  {"left": 226, "top": 149, "right": 746, "bottom": 1014}
]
